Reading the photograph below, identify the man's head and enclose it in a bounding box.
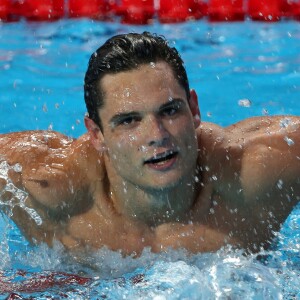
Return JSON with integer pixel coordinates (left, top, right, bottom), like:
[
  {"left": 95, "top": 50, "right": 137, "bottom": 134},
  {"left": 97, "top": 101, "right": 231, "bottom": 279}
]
[
  {"left": 83, "top": 32, "right": 201, "bottom": 209},
  {"left": 84, "top": 32, "right": 190, "bottom": 130}
]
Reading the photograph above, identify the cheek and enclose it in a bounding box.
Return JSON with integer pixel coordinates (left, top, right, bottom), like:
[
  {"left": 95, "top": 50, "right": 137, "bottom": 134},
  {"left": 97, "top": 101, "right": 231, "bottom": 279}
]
[
  {"left": 106, "top": 133, "right": 140, "bottom": 162},
  {"left": 170, "top": 117, "right": 194, "bottom": 137},
  {"left": 175, "top": 119, "right": 198, "bottom": 149},
  {"left": 118, "top": 127, "right": 145, "bottom": 148}
]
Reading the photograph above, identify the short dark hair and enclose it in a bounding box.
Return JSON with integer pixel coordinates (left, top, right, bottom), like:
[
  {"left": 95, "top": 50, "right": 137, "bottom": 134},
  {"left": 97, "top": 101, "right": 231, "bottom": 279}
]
[{"left": 84, "top": 32, "right": 190, "bottom": 129}]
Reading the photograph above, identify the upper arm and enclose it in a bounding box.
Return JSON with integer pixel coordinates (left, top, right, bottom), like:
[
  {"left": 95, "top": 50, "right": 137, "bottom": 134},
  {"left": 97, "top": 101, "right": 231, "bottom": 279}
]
[
  {"left": 237, "top": 117, "right": 300, "bottom": 235},
  {"left": 240, "top": 116, "right": 300, "bottom": 200},
  {"left": 0, "top": 131, "right": 105, "bottom": 214},
  {"left": 209, "top": 116, "right": 300, "bottom": 250},
  {"left": 0, "top": 131, "right": 73, "bottom": 208}
]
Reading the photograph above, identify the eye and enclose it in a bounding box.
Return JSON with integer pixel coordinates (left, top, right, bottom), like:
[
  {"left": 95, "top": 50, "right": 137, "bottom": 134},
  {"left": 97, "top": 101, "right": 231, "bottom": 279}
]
[
  {"left": 117, "top": 116, "right": 141, "bottom": 126},
  {"left": 161, "top": 103, "right": 181, "bottom": 117},
  {"left": 163, "top": 107, "right": 177, "bottom": 116}
]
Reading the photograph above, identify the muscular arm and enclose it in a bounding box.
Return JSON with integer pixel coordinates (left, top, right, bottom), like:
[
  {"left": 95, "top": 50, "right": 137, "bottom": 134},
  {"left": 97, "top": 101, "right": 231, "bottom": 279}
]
[
  {"left": 0, "top": 131, "right": 105, "bottom": 243},
  {"left": 199, "top": 116, "right": 300, "bottom": 252},
  {"left": 238, "top": 117, "right": 300, "bottom": 249},
  {"left": 229, "top": 116, "right": 300, "bottom": 213}
]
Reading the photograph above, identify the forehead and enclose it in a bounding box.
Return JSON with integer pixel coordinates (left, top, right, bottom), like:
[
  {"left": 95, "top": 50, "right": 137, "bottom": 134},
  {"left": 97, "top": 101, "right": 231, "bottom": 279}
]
[{"left": 99, "top": 62, "right": 186, "bottom": 112}]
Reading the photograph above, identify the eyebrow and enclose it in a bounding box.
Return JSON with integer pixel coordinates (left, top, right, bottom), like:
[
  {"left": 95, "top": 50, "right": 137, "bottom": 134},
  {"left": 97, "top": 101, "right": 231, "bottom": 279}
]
[{"left": 159, "top": 98, "right": 186, "bottom": 111}]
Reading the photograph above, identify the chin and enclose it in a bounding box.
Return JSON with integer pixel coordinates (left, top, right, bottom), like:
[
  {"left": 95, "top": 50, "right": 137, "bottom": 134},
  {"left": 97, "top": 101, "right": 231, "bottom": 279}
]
[{"left": 141, "top": 172, "right": 186, "bottom": 191}]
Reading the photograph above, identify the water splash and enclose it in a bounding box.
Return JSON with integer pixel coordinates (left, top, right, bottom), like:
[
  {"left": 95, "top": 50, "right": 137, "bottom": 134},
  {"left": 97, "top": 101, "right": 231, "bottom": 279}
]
[
  {"left": 238, "top": 99, "right": 252, "bottom": 108},
  {"left": 279, "top": 118, "right": 292, "bottom": 129},
  {"left": 283, "top": 136, "right": 294, "bottom": 146},
  {"left": 0, "top": 233, "right": 299, "bottom": 299},
  {"left": 0, "top": 160, "right": 42, "bottom": 226}
]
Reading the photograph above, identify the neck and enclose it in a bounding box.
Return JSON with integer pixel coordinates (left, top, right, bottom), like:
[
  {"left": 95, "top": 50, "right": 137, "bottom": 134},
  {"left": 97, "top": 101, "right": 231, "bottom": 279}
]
[{"left": 108, "top": 168, "right": 199, "bottom": 227}]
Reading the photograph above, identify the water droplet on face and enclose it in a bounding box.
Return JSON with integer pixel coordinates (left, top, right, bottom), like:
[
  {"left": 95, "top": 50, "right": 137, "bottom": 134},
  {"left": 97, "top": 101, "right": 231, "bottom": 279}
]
[
  {"left": 238, "top": 99, "right": 252, "bottom": 108},
  {"left": 284, "top": 136, "right": 294, "bottom": 146},
  {"left": 277, "top": 179, "right": 283, "bottom": 189},
  {"left": 124, "top": 88, "right": 130, "bottom": 98},
  {"left": 129, "top": 135, "right": 136, "bottom": 142},
  {"left": 150, "top": 62, "right": 156, "bottom": 68},
  {"left": 139, "top": 145, "right": 147, "bottom": 152}
]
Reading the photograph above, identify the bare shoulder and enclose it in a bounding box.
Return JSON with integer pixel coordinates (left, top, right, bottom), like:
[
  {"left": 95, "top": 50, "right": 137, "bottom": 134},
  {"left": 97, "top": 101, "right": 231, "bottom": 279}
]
[
  {"left": 0, "top": 130, "right": 105, "bottom": 209},
  {"left": 202, "top": 115, "right": 300, "bottom": 186},
  {"left": 197, "top": 116, "right": 300, "bottom": 251},
  {"left": 229, "top": 116, "right": 300, "bottom": 193},
  {"left": 198, "top": 116, "right": 300, "bottom": 205},
  {"left": 225, "top": 115, "right": 300, "bottom": 144},
  {"left": 223, "top": 115, "right": 300, "bottom": 165},
  {"left": 0, "top": 130, "right": 73, "bottom": 157},
  {"left": 199, "top": 116, "right": 300, "bottom": 160}
]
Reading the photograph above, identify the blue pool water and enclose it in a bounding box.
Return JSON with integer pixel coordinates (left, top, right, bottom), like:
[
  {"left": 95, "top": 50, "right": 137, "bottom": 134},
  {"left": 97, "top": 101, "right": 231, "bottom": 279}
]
[{"left": 0, "top": 19, "right": 300, "bottom": 299}]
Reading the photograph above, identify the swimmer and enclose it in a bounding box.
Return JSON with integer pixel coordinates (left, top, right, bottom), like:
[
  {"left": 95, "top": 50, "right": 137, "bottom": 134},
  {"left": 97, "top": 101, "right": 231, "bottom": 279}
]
[{"left": 0, "top": 32, "right": 300, "bottom": 256}]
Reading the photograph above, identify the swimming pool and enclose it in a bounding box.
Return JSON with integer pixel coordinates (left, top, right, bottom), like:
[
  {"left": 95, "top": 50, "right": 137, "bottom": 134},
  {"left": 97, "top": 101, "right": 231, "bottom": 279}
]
[{"left": 0, "top": 18, "right": 300, "bottom": 299}]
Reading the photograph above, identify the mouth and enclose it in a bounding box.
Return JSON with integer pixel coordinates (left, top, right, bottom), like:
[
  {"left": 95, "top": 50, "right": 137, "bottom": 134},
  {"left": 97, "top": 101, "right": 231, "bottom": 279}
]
[{"left": 144, "top": 150, "right": 178, "bottom": 170}]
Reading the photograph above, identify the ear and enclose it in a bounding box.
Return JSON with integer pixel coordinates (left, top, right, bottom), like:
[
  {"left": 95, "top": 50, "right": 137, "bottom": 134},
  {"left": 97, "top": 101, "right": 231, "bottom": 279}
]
[
  {"left": 84, "top": 116, "right": 107, "bottom": 152},
  {"left": 189, "top": 89, "right": 201, "bottom": 128}
]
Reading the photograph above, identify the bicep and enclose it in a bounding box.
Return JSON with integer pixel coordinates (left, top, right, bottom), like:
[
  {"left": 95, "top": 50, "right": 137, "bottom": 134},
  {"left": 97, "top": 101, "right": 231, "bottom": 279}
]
[{"left": 241, "top": 143, "right": 300, "bottom": 225}]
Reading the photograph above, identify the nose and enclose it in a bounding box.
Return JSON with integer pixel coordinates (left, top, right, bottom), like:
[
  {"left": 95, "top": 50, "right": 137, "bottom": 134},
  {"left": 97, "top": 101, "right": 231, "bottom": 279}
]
[{"left": 146, "top": 115, "right": 170, "bottom": 147}]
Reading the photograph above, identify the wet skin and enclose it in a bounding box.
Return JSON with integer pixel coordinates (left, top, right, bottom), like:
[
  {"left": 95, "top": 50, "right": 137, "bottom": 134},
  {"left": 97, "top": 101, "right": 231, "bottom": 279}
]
[
  {"left": 87, "top": 62, "right": 201, "bottom": 225},
  {"left": 1, "top": 62, "right": 300, "bottom": 256}
]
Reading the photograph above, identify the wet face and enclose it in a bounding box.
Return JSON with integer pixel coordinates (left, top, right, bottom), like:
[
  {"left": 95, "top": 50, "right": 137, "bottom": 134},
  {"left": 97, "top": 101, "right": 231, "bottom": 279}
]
[{"left": 94, "top": 62, "right": 200, "bottom": 191}]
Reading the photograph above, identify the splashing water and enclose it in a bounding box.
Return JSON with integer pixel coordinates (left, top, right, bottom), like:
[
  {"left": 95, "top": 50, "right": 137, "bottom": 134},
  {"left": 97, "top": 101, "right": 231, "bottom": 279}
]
[
  {"left": 279, "top": 118, "right": 292, "bottom": 129},
  {"left": 1, "top": 242, "right": 299, "bottom": 299},
  {"left": 283, "top": 136, "right": 294, "bottom": 146},
  {"left": 238, "top": 99, "right": 252, "bottom": 108},
  {"left": 0, "top": 160, "right": 42, "bottom": 226}
]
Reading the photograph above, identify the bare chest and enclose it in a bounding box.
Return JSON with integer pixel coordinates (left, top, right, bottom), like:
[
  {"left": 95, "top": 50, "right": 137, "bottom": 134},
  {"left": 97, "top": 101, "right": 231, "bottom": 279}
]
[{"left": 57, "top": 204, "right": 153, "bottom": 255}]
